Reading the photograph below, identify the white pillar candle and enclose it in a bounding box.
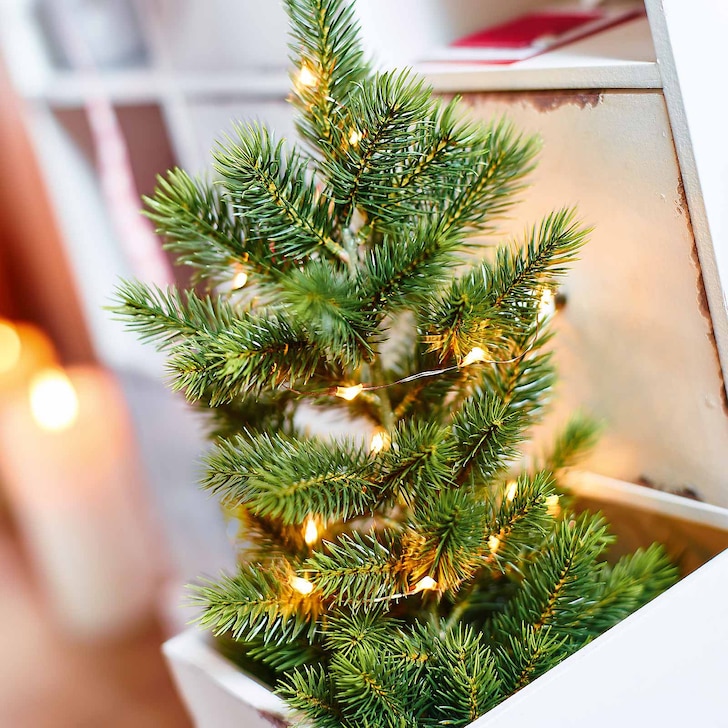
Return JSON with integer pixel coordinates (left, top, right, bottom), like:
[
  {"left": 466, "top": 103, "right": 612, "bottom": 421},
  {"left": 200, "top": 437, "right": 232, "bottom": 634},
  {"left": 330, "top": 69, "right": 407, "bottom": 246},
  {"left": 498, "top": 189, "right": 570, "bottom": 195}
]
[{"left": 0, "top": 365, "right": 159, "bottom": 638}]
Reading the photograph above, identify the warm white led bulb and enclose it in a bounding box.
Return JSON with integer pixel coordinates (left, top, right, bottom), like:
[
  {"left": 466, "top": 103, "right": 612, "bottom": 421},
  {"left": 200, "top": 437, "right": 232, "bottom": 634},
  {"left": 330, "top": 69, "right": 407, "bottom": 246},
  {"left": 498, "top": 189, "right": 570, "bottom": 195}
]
[
  {"left": 297, "top": 65, "right": 317, "bottom": 88},
  {"left": 462, "top": 347, "right": 486, "bottom": 367},
  {"left": 335, "top": 384, "right": 364, "bottom": 401},
  {"left": 303, "top": 518, "right": 319, "bottom": 546},
  {"left": 29, "top": 369, "right": 79, "bottom": 432},
  {"left": 546, "top": 494, "right": 561, "bottom": 517},
  {"left": 232, "top": 270, "right": 248, "bottom": 290},
  {"left": 348, "top": 129, "right": 362, "bottom": 146},
  {"left": 369, "top": 429, "right": 390, "bottom": 455},
  {"left": 290, "top": 576, "right": 314, "bottom": 595},
  {"left": 488, "top": 535, "right": 501, "bottom": 554},
  {"left": 505, "top": 481, "right": 518, "bottom": 502},
  {"left": 539, "top": 288, "right": 556, "bottom": 320},
  {"left": 414, "top": 576, "right": 438, "bottom": 593}
]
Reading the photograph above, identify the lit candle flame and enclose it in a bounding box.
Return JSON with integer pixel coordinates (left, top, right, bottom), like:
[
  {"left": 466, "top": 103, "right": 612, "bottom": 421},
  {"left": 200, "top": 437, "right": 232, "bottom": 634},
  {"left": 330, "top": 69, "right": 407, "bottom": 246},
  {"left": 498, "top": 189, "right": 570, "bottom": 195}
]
[
  {"left": 413, "top": 576, "right": 438, "bottom": 593},
  {"left": 488, "top": 535, "right": 501, "bottom": 554},
  {"left": 29, "top": 369, "right": 79, "bottom": 432},
  {"left": 369, "top": 429, "right": 390, "bottom": 455},
  {"left": 303, "top": 517, "right": 319, "bottom": 546},
  {"left": 0, "top": 320, "right": 21, "bottom": 375},
  {"left": 505, "top": 481, "right": 518, "bottom": 502},
  {"left": 232, "top": 270, "right": 248, "bottom": 290},
  {"left": 462, "top": 347, "right": 486, "bottom": 367},
  {"left": 335, "top": 384, "right": 364, "bottom": 401},
  {"left": 290, "top": 576, "right": 314, "bottom": 595}
]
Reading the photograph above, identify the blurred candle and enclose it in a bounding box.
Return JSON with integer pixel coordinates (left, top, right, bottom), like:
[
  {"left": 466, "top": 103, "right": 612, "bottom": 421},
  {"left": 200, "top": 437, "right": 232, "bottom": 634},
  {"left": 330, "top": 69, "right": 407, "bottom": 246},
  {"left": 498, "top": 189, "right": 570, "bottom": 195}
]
[
  {"left": 0, "top": 366, "right": 157, "bottom": 638},
  {"left": 0, "top": 319, "right": 58, "bottom": 393}
]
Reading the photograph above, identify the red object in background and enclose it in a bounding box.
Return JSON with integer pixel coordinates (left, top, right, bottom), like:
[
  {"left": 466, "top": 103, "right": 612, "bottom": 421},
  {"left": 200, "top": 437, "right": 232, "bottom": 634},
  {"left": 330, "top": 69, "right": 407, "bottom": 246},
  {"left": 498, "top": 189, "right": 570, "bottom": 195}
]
[
  {"left": 453, "top": 12, "right": 603, "bottom": 50},
  {"left": 427, "top": 6, "right": 645, "bottom": 64}
]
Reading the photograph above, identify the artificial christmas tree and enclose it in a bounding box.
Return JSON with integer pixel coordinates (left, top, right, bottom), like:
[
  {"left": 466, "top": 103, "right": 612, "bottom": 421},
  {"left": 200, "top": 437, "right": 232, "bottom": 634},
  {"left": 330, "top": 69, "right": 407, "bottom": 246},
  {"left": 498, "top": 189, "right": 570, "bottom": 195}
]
[{"left": 114, "top": 0, "right": 676, "bottom": 725}]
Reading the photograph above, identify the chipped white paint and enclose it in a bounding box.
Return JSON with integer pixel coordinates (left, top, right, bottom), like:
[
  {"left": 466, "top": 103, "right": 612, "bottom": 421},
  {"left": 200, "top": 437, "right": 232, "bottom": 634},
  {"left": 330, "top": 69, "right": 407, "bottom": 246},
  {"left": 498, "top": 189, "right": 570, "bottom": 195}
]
[{"left": 645, "top": 0, "right": 728, "bottom": 424}]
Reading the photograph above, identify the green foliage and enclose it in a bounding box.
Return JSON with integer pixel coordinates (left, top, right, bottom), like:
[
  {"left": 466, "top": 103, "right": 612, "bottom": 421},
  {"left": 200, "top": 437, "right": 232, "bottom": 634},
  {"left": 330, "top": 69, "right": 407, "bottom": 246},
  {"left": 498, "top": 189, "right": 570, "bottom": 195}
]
[
  {"left": 205, "top": 432, "right": 375, "bottom": 524},
  {"left": 113, "top": 0, "right": 678, "bottom": 725},
  {"left": 450, "top": 394, "right": 525, "bottom": 485},
  {"left": 192, "top": 562, "right": 320, "bottom": 644},
  {"left": 303, "top": 531, "right": 402, "bottom": 607},
  {"left": 485, "top": 471, "right": 556, "bottom": 566},
  {"left": 142, "top": 169, "right": 261, "bottom": 287},
  {"left": 404, "top": 488, "right": 487, "bottom": 592},
  {"left": 427, "top": 624, "right": 503, "bottom": 726},
  {"left": 570, "top": 544, "right": 678, "bottom": 638},
  {"left": 539, "top": 412, "right": 602, "bottom": 474}
]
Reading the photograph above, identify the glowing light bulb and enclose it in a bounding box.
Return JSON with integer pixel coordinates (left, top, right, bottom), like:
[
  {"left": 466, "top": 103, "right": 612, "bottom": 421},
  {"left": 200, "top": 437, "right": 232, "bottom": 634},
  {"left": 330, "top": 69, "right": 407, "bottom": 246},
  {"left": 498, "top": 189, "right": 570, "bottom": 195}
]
[
  {"left": 297, "top": 65, "right": 317, "bottom": 88},
  {"left": 462, "top": 347, "right": 486, "bottom": 367},
  {"left": 232, "top": 270, "right": 248, "bottom": 290},
  {"left": 369, "top": 429, "right": 390, "bottom": 455},
  {"left": 0, "top": 321, "right": 21, "bottom": 375},
  {"left": 546, "top": 494, "right": 561, "bottom": 517},
  {"left": 488, "top": 535, "right": 501, "bottom": 554},
  {"left": 290, "top": 576, "right": 314, "bottom": 595},
  {"left": 348, "top": 128, "right": 362, "bottom": 147},
  {"left": 539, "top": 288, "right": 556, "bottom": 320},
  {"left": 413, "top": 576, "right": 438, "bottom": 593},
  {"left": 303, "top": 517, "right": 319, "bottom": 546},
  {"left": 505, "top": 481, "right": 518, "bottom": 502},
  {"left": 29, "top": 369, "right": 79, "bottom": 432},
  {"left": 335, "top": 384, "right": 364, "bottom": 401}
]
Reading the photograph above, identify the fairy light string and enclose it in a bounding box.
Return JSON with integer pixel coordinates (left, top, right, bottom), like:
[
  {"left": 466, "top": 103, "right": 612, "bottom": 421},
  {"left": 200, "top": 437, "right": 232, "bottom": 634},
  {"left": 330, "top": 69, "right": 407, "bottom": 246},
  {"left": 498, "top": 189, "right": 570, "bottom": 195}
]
[{"left": 299, "top": 303, "right": 548, "bottom": 403}]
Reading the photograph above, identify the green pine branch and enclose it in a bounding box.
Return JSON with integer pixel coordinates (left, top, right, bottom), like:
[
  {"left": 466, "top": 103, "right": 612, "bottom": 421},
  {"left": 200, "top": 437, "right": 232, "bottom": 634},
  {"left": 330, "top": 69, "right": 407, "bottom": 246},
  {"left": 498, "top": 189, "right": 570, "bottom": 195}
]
[
  {"left": 329, "top": 650, "right": 423, "bottom": 728},
  {"left": 539, "top": 412, "right": 602, "bottom": 475},
  {"left": 214, "top": 123, "right": 347, "bottom": 264},
  {"left": 450, "top": 394, "right": 525, "bottom": 486},
  {"left": 277, "top": 664, "right": 345, "bottom": 728},
  {"left": 422, "top": 210, "right": 589, "bottom": 363},
  {"left": 204, "top": 432, "right": 376, "bottom": 525},
  {"left": 485, "top": 471, "right": 557, "bottom": 568},
  {"left": 318, "top": 69, "right": 436, "bottom": 225},
  {"left": 494, "top": 624, "right": 567, "bottom": 694},
  {"left": 111, "top": 281, "right": 237, "bottom": 349},
  {"left": 487, "top": 209, "right": 589, "bottom": 318},
  {"left": 322, "top": 608, "right": 400, "bottom": 659},
  {"left": 359, "top": 218, "right": 464, "bottom": 311},
  {"left": 427, "top": 624, "right": 503, "bottom": 727},
  {"left": 438, "top": 118, "right": 539, "bottom": 237},
  {"left": 403, "top": 488, "right": 487, "bottom": 593},
  {"left": 475, "top": 328, "right": 556, "bottom": 417},
  {"left": 303, "top": 532, "right": 403, "bottom": 606},
  {"left": 166, "top": 311, "right": 328, "bottom": 404},
  {"left": 492, "top": 513, "right": 613, "bottom": 641},
  {"left": 193, "top": 562, "right": 320, "bottom": 644},
  {"left": 377, "top": 419, "right": 457, "bottom": 505},
  {"left": 286, "top": 0, "right": 371, "bottom": 152},
  {"left": 278, "top": 260, "right": 376, "bottom": 365},
  {"left": 570, "top": 544, "right": 678, "bottom": 639},
  {"left": 142, "top": 169, "right": 279, "bottom": 287}
]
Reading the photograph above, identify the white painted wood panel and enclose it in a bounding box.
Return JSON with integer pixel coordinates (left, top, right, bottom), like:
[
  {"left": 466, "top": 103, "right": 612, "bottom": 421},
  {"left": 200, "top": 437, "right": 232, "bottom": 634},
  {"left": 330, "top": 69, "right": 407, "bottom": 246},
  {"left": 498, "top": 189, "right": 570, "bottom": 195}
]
[{"left": 460, "top": 90, "right": 728, "bottom": 506}]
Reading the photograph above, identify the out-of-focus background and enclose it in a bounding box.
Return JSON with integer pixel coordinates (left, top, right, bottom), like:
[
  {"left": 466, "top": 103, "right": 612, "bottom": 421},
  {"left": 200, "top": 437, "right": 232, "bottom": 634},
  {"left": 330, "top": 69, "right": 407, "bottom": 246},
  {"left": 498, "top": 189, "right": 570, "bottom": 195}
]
[{"left": 1, "top": 0, "right": 728, "bottom": 725}]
